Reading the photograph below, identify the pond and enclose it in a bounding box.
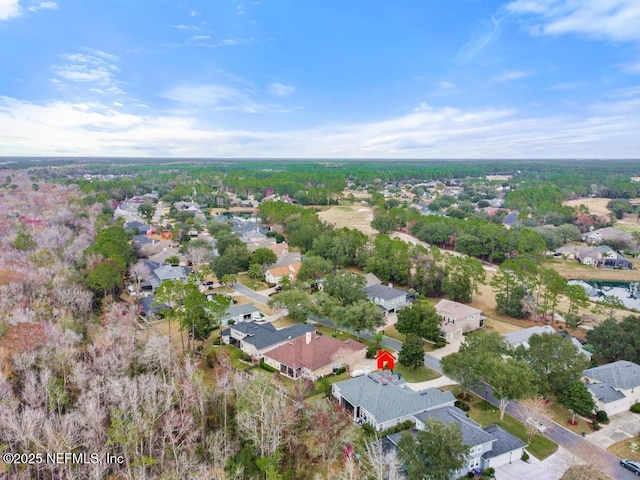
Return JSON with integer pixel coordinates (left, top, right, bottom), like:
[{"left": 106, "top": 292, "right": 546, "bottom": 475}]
[{"left": 568, "top": 279, "right": 640, "bottom": 310}]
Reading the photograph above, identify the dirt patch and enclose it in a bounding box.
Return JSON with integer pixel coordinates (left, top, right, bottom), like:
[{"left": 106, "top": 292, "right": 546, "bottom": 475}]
[
  {"left": 318, "top": 204, "right": 376, "bottom": 236},
  {"left": 563, "top": 197, "right": 612, "bottom": 217}
]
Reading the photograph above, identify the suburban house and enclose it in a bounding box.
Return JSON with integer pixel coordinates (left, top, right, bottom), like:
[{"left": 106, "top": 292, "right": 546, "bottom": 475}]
[
  {"left": 435, "top": 299, "right": 484, "bottom": 342},
  {"left": 576, "top": 245, "right": 633, "bottom": 269},
  {"left": 268, "top": 242, "right": 289, "bottom": 258},
  {"left": 220, "top": 303, "right": 262, "bottom": 326},
  {"left": 265, "top": 262, "right": 302, "bottom": 285},
  {"left": 332, "top": 372, "right": 456, "bottom": 431},
  {"left": 221, "top": 321, "right": 315, "bottom": 359},
  {"left": 583, "top": 361, "right": 640, "bottom": 415},
  {"left": 363, "top": 272, "right": 382, "bottom": 288},
  {"left": 503, "top": 325, "right": 592, "bottom": 360},
  {"left": 385, "top": 406, "right": 527, "bottom": 478},
  {"left": 582, "top": 227, "right": 631, "bottom": 246},
  {"left": 262, "top": 332, "right": 367, "bottom": 380},
  {"left": 364, "top": 284, "right": 412, "bottom": 314}
]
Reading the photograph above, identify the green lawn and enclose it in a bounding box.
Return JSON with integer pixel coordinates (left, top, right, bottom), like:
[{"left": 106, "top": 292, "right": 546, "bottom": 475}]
[
  {"left": 393, "top": 363, "right": 441, "bottom": 383},
  {"left": 543, "top": 395, "right": 593, "bottom": 435},
  {"left": 237, "top": 273, "right": 269, "bottom": 291},
  {"left": 466, "top": 397, "right": 558, "bottom": 461},
  {"left": 315, "top": 324, "right": 375, "bottom": 347}
]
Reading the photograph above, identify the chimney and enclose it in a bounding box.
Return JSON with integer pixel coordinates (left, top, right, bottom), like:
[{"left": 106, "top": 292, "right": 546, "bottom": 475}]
[{"left": 306, "top": 331, "right": 312, "bottom": 344}]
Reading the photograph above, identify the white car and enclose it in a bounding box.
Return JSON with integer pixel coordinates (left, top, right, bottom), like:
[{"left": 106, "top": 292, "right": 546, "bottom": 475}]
[{"left": 526, "top": 417, "right": 547, "bottom": 433}]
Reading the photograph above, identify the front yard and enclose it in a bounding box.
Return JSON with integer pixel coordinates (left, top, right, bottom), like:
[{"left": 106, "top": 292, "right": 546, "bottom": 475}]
[{"left": 237, "top": 273, "right": 269, "bottom": 291}]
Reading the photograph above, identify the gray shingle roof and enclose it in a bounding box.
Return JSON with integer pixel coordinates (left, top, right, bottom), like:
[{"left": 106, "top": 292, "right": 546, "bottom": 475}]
[
  {"left": 138, "top": 295, "right": 167, "bottom": 316},
  {"left": 481, "top": 425, "right": 527, "bottom": 459},
  {"left": 154, "top": 265, "right": 189, "bottom": 282},
  {"left": 584, "top": 360, "right": 640, "bottom": 390},
  {"left": 586, "top": 383, "right": 626, "bottom": 403},
  {"left": 334, "top": 374, "right": 455, "bottom": 425},
  {"left": 503, "top": 326, "right": 556, "bottom": 347},
  {"left": 221, "top": 303, "right": 260, "bottom": 323},
  {"left": 231, "top": 321, "right": 315, "bottom": 351},
  {"left": 365, "top": 284, "right": 407, "bottom": 301},
  {"left": 415, "top": 407, "right": 495, "bottom": 447}
]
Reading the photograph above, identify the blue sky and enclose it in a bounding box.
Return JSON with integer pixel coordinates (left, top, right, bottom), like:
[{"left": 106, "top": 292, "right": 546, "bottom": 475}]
[{"left": 1, "top": 0, "right": 639, "bottom": 158}]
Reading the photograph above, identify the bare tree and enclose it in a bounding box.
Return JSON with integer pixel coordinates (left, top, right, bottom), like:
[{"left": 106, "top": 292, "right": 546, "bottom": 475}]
[
  {"left": 129, "top": 261, "right": 152, "bottom": 295},
  {"left": 363, "top": 439, "right": 403, "bottom": 480},
  {"left": 517, "top": 396, "right": 548, "bottom": 442},
  {"left": 186, "top": 246, "right": 212, "bottom": 271},
  {"left": 236, "top": 376, "right": 295, "bottom": 458}
]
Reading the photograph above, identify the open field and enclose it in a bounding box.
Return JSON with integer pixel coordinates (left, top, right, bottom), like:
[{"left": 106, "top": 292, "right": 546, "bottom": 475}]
[
  {"left": 543, "top": 257, "right": 640, "bottom": 282},
  {"left": 563, "top": 197, "right": 612, "bottom": 217},
  {"left": 318, "top": 204, "right": 376, "bottom": 235}
]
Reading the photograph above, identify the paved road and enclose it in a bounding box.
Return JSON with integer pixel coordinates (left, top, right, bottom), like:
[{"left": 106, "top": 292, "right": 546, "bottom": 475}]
[
  {"left": 232, "top": 282, "right": 270, "bottom": 305},
  {"left": 423, "top": 352, "right": 443, "bottom": 373},
  {"left": 472, "top": 383, "right": 637, "bottom": 480}
]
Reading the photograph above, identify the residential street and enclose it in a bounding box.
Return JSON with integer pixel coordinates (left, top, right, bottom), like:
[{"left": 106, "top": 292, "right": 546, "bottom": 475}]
[{"left": 232, "top": 282, "right": 270, "bottom": 305}]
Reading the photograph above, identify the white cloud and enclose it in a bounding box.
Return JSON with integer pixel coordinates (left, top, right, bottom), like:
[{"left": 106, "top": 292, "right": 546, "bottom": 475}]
[
  {"left": 2, "top": 92, "right": 640, "bottom": 158},
  {"left": 507, "top": 0, "right": 640, "bottom": 42},
  {"left": 162, "top": 78, "right": 290, "bottom": 113},
  {"left": 619, "top": 60, "right": 640, "bottom": 74},
  {"left": 28, "top": 0, "right": 57, "bottom": 12},
  {"left": 492, "top": 70, "right": 532, "bottom": 82},
  {"left": 0, "top": 0, "right": 21, "bottom": 20},
  {"left": 455, "top": 15, "right": 503, "bottom": 63},
  {"left": 52, "top": 50, "right": 124, "bottom": 95},
  {"left": 267, "top": 82, "right": 295, "bottom": 97}
]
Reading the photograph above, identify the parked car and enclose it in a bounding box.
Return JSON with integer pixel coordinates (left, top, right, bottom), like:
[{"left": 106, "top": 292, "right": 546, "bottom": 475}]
[
  {"left": 621, "top": 459, "right": 640, "bottom": 475},
  {"left": 526, "top": 417, "right": 547, "bottom": 433}
]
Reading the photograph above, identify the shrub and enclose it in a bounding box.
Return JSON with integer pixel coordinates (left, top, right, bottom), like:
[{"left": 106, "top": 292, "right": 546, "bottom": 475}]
[
  {"left": 334, "top": 366, "right": 347, "bottom": 376},
  {"left": 259, "top": 360, "right": 278, "bottom": 373},
  {"left": 631, "top": 403, "right": 640, "bottom": 413},
  {"left": 595, "top": 410, "right": 608, "bottom": 423},
  {"left": 483, "top": 467, "right": 495, "bottom": 477},
  {"left": 239, "top": 352, "right": 252, "bottom": 362},
  {"left": 521, "top": 451, "right": 530, "bottom": 462},
  {"left": 455, "top": 400, "right": 470, "bottom": 412},
  {"left": 362, "top": 423, "right": 376, "bottom": 437},
  {"left": 366, "top": 345, "right": 378, "bottom": 359},
  {"left": 434, "top": 339, "right": 447, "bottom": 348},
  {"left": 592, "top": 420, "right": 600, "bottom": 431}
]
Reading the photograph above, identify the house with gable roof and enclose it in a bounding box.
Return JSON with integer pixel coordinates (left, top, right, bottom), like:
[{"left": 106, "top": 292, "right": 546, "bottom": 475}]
[
  {"left": 332, "top": 372, "right": 456, "bottom": 431},
  {"left": 221, "top": 320, "right": 315, "bottom": 359},
  {"left": 435, "top": 299, "right": 484, "bottom": 342},
  {"left": 364, "top": 283, "right": 412, "bottom": 314},
  {"left": 583, "top": 360, "right": 640, "bottom": 415},
  {"left": 263, "top": 332, "right": 367, "bottom": 380},
  {"left": 504, "top": 325, "right": 592, "bottom": 360},
  {"left": 385, "top": 406, "right": 527, "bottom": 478}
]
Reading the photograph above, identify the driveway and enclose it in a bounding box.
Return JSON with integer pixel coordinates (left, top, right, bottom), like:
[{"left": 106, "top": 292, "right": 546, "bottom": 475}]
[
  {"left": 587, "top": 410, "right": 640, "bottom": 449},
  {"left": 232, "top": 282, "right": 270, "bottom": 305},
  {"left": 494, "top": 447, "right": 573, "bottom": 480}
]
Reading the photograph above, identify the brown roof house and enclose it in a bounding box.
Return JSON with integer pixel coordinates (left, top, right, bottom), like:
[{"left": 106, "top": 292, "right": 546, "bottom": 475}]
[
  {"left": 263, "top": 332, "right": 367, "bottom": 380},
  {"left": 435, "top": 299, "right": 484, "bottom": 342},
  {"left": 265, "top": 261, "right": 302, "bottom": 285}
]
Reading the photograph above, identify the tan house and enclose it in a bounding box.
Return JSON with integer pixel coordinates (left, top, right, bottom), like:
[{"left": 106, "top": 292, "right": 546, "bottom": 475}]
[
  {"left": 435, "top": 299, "right": 484, "bottom": 342},
  {"left": 583, "top": 361, "right": 640, "bottom": 416},
  {"left": 265, "top": 261, "right": 302, "bottom": 285},
  {"left": 263, "top": 332, "right": 367, "bottom": 380}
]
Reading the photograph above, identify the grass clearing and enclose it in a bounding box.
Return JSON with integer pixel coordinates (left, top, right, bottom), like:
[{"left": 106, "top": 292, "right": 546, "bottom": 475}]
[
  {"left": 608, "top": 436, "right": 640, "bottom": 462},
  {"left": 392, "top": 363, "right": 441, "bottom": 383},
  {"left": 318, "top": 204, "right": 376, "bottom": 236},
  {"left": 271, "top": 316, "right": 301, "bottom": 328},
  {"left": 237, "top": 273, "right": 269, "bottom": 291},
  {"left": 542, "top": 396, "right": 593, "bottom": 435}
]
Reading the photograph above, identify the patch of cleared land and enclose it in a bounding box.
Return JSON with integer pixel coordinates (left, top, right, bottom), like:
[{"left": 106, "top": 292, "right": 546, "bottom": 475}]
[
  {"left": 318, "top": 204, "right": 376, "bottom": 235},
  {"left": 562, "top": 197, "right": 612, "bottom": 217},
  {"left": 543, "top": 257, "right": 640, "bottom": 282}
]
